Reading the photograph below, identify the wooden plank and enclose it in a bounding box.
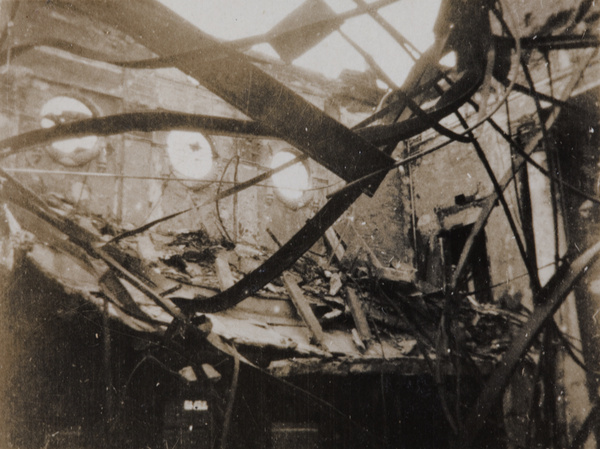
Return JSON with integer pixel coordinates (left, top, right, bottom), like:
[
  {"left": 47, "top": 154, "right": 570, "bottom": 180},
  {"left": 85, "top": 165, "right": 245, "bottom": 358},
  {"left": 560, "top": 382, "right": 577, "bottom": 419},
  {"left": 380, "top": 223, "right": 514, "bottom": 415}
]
[
  {"left": 282, "top": 272, "right": 327, "bottom": 350},
  {"left": 324, "top": 228, "right": 345, "bottom": 263},
  {"left": 351, "top": 328, "right": 367, "bottom": 352},
  {"left": 345, "top": 287, "right": 373, "bottom": 344},
  {"left": 214, "top": 255, "right": 235, "bottom": 291}
]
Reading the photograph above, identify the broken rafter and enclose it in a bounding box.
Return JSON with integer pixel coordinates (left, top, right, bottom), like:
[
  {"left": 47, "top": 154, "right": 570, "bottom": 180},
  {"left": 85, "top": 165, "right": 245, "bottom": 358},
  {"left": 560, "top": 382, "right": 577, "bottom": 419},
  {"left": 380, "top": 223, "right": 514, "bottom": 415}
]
[
  {"left": 324, "top": 228, "right": 345, "bottom": 265},
  {"left": 345, "top": 287, "right": 373, "bottom": 345},
  {"left": 338, "top": 26, "right": 473, "bottom": 144},
  {"left": 282, "top": 272, "right": 328, "bottom": 351},
  {"left": 356, "top": 69, "right": 484, "bottom": 146}
]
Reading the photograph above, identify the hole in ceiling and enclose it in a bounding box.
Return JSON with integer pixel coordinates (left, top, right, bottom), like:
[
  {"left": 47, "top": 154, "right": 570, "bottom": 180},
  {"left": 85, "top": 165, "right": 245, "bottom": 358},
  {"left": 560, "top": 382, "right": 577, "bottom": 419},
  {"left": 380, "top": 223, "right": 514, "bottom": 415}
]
[
  {"left": 270, "top": 150, "right": 310, "bottom": 201},
  {"left": 166, "top": 130, "right": 214, "bottom": 180}
]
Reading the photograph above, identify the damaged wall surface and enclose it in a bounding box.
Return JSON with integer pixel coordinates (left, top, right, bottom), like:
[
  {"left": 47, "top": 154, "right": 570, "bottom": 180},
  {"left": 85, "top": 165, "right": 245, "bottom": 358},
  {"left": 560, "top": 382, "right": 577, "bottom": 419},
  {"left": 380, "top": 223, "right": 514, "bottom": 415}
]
[{"left": 0, "top": 0, "right": 599, "bottom": 448}]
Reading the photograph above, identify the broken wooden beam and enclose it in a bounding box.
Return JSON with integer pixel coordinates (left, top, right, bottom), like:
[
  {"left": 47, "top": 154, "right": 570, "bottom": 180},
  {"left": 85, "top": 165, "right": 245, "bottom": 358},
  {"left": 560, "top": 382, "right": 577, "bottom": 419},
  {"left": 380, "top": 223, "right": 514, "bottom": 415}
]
[
  {"left": 282, "top": 272, "right": 327, "bottom": 350},
  {"left": 345, "top": 287, "right": 373, "bottom": 345},
  {"left": 351, "top": 328, "right": 367, "bottom": 352},
  {"left": 324, "top": 228, "right": 345, "bottom": 264},
  {"left": 215, "top": 255, "right": 235, "bottom": 291}
]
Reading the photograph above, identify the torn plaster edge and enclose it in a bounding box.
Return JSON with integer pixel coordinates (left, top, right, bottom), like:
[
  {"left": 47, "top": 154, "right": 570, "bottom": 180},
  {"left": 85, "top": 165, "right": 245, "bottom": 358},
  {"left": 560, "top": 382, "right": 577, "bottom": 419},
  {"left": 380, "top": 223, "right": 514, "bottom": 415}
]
[{"left": 206, "top": 313, "right": 328, "bottom": 357}]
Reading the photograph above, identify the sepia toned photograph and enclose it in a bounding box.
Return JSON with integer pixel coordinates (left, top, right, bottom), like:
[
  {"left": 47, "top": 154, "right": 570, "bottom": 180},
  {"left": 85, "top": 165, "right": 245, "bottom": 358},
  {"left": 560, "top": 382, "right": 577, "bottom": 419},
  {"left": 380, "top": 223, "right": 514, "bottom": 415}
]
[{"left": 0, "top": 0, "right": 599, "bottom": 447}]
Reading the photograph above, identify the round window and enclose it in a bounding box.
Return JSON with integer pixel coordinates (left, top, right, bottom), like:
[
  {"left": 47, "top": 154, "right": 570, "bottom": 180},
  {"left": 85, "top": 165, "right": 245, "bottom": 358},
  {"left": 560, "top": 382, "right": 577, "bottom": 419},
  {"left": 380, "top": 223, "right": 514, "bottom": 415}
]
[
  {"left": 166, "top": 130, "right": 214, "bottom": 180},
  {"left": 40, "top": 96, "right": 100, "bottom": 166},
  {"left": 270, "top": 150, "right": 311, "bottom": 205}
]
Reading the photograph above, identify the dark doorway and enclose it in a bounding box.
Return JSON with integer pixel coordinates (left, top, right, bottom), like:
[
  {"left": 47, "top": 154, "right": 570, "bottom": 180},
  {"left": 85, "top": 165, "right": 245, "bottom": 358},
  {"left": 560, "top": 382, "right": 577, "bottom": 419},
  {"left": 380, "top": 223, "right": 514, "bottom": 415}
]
[{"left": 442, "top": 224, "right": 492, "bottom": 303}]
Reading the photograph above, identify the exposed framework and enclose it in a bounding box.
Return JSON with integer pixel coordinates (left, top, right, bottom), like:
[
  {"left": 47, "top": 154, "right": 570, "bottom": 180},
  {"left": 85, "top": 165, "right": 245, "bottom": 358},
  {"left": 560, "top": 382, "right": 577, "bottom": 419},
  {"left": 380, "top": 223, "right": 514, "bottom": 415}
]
[{"left": 1, "top": 0, "right": 600, "bottom": 447}]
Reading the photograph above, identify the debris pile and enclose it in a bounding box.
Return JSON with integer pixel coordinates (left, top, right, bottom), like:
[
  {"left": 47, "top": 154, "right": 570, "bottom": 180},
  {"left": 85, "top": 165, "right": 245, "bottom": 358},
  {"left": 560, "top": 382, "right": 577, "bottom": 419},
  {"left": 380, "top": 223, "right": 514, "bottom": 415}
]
[{"left": 1, "top": 188, "right": 522, "bottom": 375}]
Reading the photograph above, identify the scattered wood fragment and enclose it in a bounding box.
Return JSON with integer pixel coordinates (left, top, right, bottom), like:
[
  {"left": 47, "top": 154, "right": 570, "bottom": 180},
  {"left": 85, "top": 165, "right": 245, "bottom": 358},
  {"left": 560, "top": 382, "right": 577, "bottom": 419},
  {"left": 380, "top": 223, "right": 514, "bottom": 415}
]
[
  {"left": 178, "top": 366, "right": 198, "bottom": 382},
  {"left": 324, "top": 228, "right": 345, "bottom": 264},
  {"left": 345, "top": 287, "right": 373, "bottom": 344},
  {"left": 215, "top": 254, "right": 235, "bottom": 290},
  {"left": 301, "top": 284, "right": 327, "bottom": 298},
  {"left": 329, "top": 272, "right": 343, "bottom": 296},
  {"left": 321, "top": 309, "right": 343, "bottom": 322},
  {"left": 322, "top": 295, "right": 345, "bottom": 308},
  {"left": 283, "top": 272, "right": 328, "bottom": 350},
  {"left": 351, "top": 328, "right": 367, "bottom": 352},
  {"left": 361, "top": 302, "right": 411, "bottom": 331},
  {"left": 201, "top": 363, "right": 222, "bottom": 383}
]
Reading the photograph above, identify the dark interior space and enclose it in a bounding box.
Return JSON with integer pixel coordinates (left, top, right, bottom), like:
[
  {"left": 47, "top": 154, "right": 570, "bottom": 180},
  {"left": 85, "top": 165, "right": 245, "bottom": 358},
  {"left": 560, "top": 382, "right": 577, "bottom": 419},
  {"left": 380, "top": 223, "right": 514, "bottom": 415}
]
[{"left": 0, "top": 0, "right": 598, "bottom": 448}]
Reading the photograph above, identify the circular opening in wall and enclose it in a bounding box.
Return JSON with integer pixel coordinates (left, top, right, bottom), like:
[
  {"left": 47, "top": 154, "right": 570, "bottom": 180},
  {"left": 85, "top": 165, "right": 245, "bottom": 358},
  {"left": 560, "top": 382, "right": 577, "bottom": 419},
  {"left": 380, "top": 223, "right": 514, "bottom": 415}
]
[
  {"left": 270, "top": 150, "right": 310, "bottom": 204},
  {"left": 166, "top": 130, "right": 214, "bottom": 180},
  {"left": 40, "top": 96, "right": 100, "bottom": 166}
]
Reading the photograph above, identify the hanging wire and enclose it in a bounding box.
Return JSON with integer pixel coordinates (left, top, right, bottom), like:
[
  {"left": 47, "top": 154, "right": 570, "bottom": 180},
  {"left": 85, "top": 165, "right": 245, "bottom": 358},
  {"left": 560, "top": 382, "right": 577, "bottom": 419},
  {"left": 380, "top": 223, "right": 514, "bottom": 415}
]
[{"left": 2, "top": 167, "right": 337, "bottom": 191}]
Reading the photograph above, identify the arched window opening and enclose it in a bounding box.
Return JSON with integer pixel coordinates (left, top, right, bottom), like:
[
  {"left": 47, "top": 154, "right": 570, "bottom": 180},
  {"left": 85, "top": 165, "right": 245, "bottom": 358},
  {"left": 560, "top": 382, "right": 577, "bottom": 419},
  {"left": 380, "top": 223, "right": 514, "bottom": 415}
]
[
  {"left": 166, "top": 130, "right": 214, "bottom": 180},
  {"left": 270, "top": 150, "right": 310, "bottom": 203},
  {"left": 40, "top": 96, "right": 100, "bottom": 167}
]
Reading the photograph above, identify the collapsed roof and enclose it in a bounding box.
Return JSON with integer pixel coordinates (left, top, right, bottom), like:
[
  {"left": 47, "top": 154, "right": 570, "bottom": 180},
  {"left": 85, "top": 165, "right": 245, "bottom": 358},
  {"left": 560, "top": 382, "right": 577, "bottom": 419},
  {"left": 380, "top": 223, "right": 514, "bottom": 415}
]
[{"left": 0, "top": 0, "right": 599, "bottom": 447}]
